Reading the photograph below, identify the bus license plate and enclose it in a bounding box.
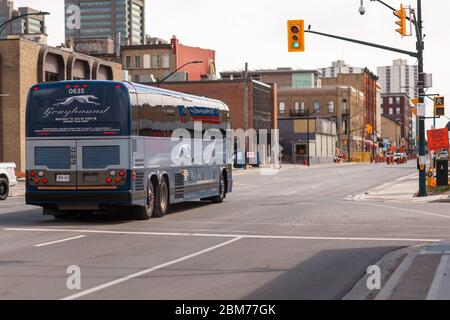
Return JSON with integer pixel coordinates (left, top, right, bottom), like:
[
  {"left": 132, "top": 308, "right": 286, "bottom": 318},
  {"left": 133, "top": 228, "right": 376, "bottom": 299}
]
[{"left": 56, "top": 174, "right": 70, "bottom": 182}]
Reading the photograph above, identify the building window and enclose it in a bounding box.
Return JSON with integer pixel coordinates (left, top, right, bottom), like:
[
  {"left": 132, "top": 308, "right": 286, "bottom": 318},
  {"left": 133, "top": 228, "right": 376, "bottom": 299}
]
[
  {"left": 396, "top": 97, "right": 401, "bottom": 104},
  {"left": 380, "top": 108, "right": 383, "bottom": 115},
  {"left": 45, "top": 71, "right": 58, "bottom": 82},
  {"left": 294, "top": 102, "right": 300, "bottom": 112},
  {"left": 389, "top": 108, "right": 393, "bottom": 115},
  {"left": 135, "top": 56, "right": 141, "bottom": 69},
  {"left": 300, "top": 102, "right": 305, "bottom": 113},
  {"left": 343, "top": 99, "right": 348, "bottom": 113},
  {"left": 125, "top": 56, "right": 132, "bottom": 69},
  {"left": 143, "top": 54, "right": 151, "bottom": 69},
  {"left": 328, "top": 100, "right": 335, "bottom": 113},
  {"left": 389, "top": 97, "right": 393, "bottom": 105},
  {"left": 152, "top": 55, "right": 160, "bottom": 68},
  {"left": 396, "top": 107, "right": 401, "bottom": 114},
  {"left": 279, "top": 102, "right": 285, "bottom": 114},
  {"left": 161, "top": 54, "right": 170, "bottom": 69},
  {"left": 314, "top": 101, "right": 320, "bottom": 113}
]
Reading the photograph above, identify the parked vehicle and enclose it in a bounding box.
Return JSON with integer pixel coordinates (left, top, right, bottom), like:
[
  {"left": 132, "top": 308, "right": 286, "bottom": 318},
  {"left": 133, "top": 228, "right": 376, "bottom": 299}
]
[
  {"left": 393, "top": 153, "right": 407, "bottom": 164},
  {"left": 0, "top": 162, "right": 17, "bottom": 200}
]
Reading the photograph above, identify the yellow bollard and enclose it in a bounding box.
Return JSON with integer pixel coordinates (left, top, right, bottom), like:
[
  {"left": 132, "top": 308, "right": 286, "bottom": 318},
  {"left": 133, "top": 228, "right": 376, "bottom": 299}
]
[{"left": 426, "top": 168, "right": 434, "bottom": 188}]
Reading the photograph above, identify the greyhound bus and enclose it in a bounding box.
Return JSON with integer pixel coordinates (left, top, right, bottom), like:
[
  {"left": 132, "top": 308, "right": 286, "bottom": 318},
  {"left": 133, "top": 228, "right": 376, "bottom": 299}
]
[{"left": 25, "top": 81, "right": 233, "bottom": 219}]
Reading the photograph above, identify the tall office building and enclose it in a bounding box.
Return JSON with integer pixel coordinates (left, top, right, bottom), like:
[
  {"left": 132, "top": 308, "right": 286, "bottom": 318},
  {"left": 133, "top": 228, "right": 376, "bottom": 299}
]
[
  {"left": 0, "top": 0, "right": 47, "bottom": 43},
  {"left": 65, "top": 0, "right": 145, "bottom": 54},
  {"left": 377, "top": 59, "right": 418, "bottom": 99}
]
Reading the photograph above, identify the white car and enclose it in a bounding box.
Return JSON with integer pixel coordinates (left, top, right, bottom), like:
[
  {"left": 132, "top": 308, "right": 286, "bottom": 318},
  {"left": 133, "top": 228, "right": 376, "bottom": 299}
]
[{"left": 0, "top": 162, "right": 17, "bottom": 200}]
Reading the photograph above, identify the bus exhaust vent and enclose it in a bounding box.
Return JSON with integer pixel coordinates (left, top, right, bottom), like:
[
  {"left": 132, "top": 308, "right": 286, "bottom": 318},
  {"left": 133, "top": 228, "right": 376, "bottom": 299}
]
[
  {"left": 174, "top": 173, "right": 184, "bottom": 199},
  {"left": 134, "top": 171, "right": 144, "bottom": 191},
  {"left": 82, "top": 146, "right": 120, "bottom": 169},
  {"left": 35, "top": 146, "right": 71, "bottom": 169}
]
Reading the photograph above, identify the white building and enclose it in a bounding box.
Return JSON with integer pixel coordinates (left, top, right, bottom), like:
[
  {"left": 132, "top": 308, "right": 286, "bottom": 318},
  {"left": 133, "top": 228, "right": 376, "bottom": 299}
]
[
  {"left": 320, "top": 60, "right": 364, "bottom": 78},
  {"left": 377, "top": 59, "right": 418, "bottom": 99}
]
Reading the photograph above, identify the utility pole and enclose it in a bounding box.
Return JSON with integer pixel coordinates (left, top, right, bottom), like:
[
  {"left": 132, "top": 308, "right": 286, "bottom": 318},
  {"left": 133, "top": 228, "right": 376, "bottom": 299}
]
[
  {"left": 307, "top": 109, "right": 310, "bottom": 166},
  {"left": 416, "top": 0, "right": 427, "bottom": 196},
  {"left": 243, "top": 62, "right": 249, "bottom": 168},
  {"left": 348, "top": 115, "right": 351, "bottom": 163},
  {"left": 304, "top": 0, "right": 427, "bottom": 195}
]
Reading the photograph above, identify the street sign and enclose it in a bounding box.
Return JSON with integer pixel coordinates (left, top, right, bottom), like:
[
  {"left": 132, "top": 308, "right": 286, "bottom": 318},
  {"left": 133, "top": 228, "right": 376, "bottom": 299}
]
[
  {"left": 417, "top": 103, "right": 426, "bottom": 117},
  {"left": 419, "top": 156, "right": 426, "bottom": 165},
  {"left": 427, "top": 128, "right": 449, "bottom": 151},
  {"left": 434, "top": 96, "right": 445, "bottom": 116}
]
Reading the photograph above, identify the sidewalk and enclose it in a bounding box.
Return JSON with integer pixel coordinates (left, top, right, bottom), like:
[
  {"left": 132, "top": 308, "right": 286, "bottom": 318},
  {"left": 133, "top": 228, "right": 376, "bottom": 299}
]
[
  {"left": 345, "top": 242, "right": 450, "bottom": 300},
  {"left": 350, "top": 172, "right": 449, "bottom": 203}
]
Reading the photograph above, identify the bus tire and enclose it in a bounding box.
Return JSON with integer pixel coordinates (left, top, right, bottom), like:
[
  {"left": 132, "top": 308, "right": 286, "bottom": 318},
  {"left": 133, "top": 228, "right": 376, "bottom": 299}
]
[
  {"left": 0, "top": 178, "right": 9, "bottom": 201},
  {"left": 133, "top": 180, "right": 155, "bottom": 220},
  {"left": 154, "top": 177, "right": 169, "bottom": 218},
  {"left": 212, "top": 173, "right": 226, "bottom": 204}
]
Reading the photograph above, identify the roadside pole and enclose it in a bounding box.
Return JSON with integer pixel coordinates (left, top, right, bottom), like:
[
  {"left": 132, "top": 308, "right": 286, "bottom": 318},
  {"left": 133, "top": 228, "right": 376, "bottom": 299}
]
[{"left": 304, "top": 0, "right": 427, "bottom": 195}]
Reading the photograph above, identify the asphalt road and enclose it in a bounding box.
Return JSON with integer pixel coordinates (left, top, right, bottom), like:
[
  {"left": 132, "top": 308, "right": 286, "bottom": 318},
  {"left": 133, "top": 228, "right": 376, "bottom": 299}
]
[{"left": 1, "top": 162, "right": 450, "bottom": 300}]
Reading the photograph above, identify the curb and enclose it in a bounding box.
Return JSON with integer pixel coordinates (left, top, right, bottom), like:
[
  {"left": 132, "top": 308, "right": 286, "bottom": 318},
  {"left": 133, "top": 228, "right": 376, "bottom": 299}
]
[{"left": 343, "top": 245, "right": 425, "bottom": 300}]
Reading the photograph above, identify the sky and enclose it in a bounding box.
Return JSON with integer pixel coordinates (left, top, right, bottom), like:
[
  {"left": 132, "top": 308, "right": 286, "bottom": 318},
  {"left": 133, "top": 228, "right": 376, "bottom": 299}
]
[{"left": 12, "top": 0, "right": 450, "bottom": 128}]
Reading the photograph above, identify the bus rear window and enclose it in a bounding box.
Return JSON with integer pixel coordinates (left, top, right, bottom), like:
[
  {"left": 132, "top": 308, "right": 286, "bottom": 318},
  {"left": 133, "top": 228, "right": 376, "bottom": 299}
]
[{"left": 26, "top": 83, "right": 130, "bottom": 137}]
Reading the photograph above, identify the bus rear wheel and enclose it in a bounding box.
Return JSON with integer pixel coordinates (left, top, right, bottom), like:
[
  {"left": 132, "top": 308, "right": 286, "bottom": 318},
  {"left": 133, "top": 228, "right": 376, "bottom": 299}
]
[
  {"left": 212, "top": 174, "right": 226, "bottom": 204},
  {"left": 153, "top": 178, "right": 169, "bottom": 218},
  {"left": 133, "top": 181, "right": 155, "bottom": 220}
]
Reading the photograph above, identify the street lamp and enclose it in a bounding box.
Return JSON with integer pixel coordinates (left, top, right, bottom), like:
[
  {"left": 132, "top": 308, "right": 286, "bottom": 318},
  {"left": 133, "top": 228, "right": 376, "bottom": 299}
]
[
  {"left": 158, "top": 60, "right": 203, "bottom": 87},
  {"left": 0, "top": 11, "right": 50, "bottom": 37}
]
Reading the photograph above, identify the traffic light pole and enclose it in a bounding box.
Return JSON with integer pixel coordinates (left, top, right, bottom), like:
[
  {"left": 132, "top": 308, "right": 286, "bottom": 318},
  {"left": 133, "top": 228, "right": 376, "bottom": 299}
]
[
  {"left": 415, "top": 0, "right": 427, "bottom": 196},
  {"left": 305, "top": 0, "right": 427, "bottom": 195}
]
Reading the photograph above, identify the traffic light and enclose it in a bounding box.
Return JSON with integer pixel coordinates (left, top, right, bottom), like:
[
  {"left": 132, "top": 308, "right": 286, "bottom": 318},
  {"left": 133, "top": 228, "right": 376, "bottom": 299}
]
[
  {"left": 287, "top": 20, "right": 304, "bottom": 52},
  {"left": 394, "top": 4, "right": 407, "bottom": 37},
  {"left": 366, "top": 124, "right": 373, "bottom": 135},
  {"left": 435, "top": 96, "right": 445, "bottom": 116}
]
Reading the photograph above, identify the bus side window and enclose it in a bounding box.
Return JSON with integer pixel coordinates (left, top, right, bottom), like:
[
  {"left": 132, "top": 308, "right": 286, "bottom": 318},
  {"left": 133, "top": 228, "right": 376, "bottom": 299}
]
[{"left": 130, "top": 92, "right": 139, "bottom": 136}]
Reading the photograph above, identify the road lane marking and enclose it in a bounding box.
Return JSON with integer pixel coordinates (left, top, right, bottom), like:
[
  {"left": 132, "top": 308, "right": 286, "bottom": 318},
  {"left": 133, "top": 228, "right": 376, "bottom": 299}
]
[
  {"left": 4, "top": 228, "right": 440, "bottom": 243},
  {"left": 427, "top": 255, "right": 450, "bottom": 300},
  {"left": 61, "top": 237, "right": 243, "bottom": 300},
  {"left": 34, "top": 235, "right": 86, "bottom": 247},
  {"left": 355, "top": 202, "right": 450, "bottom": 220}
]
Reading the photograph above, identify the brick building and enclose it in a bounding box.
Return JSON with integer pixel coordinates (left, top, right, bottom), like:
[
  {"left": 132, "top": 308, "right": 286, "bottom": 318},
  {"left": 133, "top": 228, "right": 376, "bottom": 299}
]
[
  {"left": 277, "top": 85, "right": 366, "bottom": 161},
  {"left": 322, "top": 69, "right": 379, "bottom": 157},
  {"left": 220, "top": 68, "right": 321, "bottom": 89},
  {"left": 381, "top": 115, "right": 402, "bottom": 149},
  {"left": 380, "top": 93, "right": 414, "bottom": 151},
  {"left": 0, "top": 38, "right": 122, "bottom": 171},
  {"left": 97, "top": 36, "right": 216, "bottom": 83}
]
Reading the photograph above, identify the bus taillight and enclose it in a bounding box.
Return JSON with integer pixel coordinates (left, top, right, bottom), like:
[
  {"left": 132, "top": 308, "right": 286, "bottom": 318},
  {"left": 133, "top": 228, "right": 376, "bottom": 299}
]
[
  {"left": 106, "top": 177, "right": 112, "bottom": 184},
  {"left": 119, "top": 170, "right": 125, "bottom": 177},
  {"left": 42, "top": 178, "right": 48, "bottom": 184}
]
